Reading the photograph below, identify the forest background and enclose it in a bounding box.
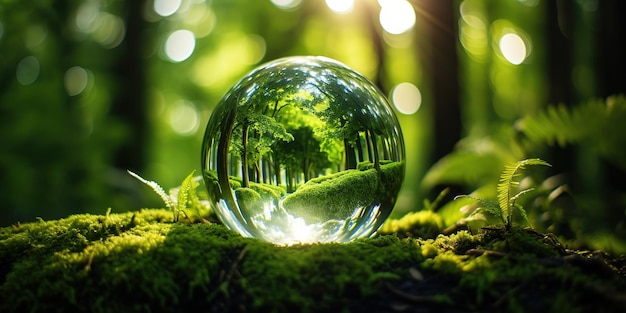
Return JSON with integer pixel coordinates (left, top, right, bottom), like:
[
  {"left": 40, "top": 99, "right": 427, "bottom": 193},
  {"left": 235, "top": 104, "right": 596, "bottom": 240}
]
[{"left": 1, "top": 0, "right": 625, "bottom": 252}]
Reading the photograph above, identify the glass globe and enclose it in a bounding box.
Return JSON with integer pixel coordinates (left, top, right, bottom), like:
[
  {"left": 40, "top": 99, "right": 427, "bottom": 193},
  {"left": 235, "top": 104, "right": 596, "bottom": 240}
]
[{"left": 201, "top": 56, "right": 405, "bottom": 244}]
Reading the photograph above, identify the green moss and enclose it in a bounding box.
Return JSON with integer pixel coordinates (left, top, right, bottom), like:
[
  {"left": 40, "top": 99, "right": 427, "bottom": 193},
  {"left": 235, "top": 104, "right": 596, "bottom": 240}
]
[
  {"left": 239, "top": 235, "right": 420, "bottom": 312},
  {"left": 1, "top": 209, "right": 624, "bottom": 312},
  {"left": 282, "top": 169, "right": 377, "bottom": 222},
  {"left": 481, "top": 227, "right": 565, "bottom": 258},
  {"left": 282, "top": 162, "right": 403, "bottom": 222},
  {"left": 0, "top": 210, "right": 419, "bottom": 313},
  {"left": 379, "top": 210, "right": 444, "bottom": 239}
]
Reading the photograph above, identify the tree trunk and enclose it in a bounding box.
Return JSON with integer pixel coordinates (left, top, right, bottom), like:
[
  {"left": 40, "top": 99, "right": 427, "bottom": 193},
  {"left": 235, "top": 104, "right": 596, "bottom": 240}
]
[
  {"left": 344, "top": 139, "right": 357, "bottom": 170},
  {"left": 594, "top": 0, "right": 626, "bottom": 226},
  {"left": 275, "top": 158, "right": 282, "bottom": 186},
  {"left": 110, "top": 0, "right": 149, "bottom": 171},
  {"left": 370, "top": 130, "right": 380, "bottom": 172},
  {"left": 355, "top": 133, "right": 364, "bottom": 164},
  {"left": 241, "top": 123, "right": 250, "bottom": 188},
  {"left": 217, "top": 106, "right": 243, "bottom": 221},
  {"left": 413, "top": 0, "right": 461, "bottom": 162}
]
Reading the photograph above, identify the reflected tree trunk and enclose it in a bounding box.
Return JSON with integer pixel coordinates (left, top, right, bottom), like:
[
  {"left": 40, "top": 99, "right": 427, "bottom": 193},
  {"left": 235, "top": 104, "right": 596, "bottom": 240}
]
[
  {"left": 356, "top": 133, "right": 365, "bottom": 163},
  {"left": 217, "top": 106, "right": 243, "bottom": 221},
  {"left": 364, "top": 131, "right": 372, "bottom": 163},
  {"left": 241, "top": 122, "right": 250, "bottom": 188},
  {"left": 370, "top": 130, "right": 380, "bottom": 171},
  {"left": 344, "top": 139, "right": 357, "bottom": 170},
  {"left": 274, "top": 158, "right": 282, "bottom": 186}
]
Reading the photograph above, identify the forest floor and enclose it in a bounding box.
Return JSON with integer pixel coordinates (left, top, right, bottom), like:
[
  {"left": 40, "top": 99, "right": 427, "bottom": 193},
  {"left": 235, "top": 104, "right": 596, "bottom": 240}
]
[{"left": 1, "top": 208, "right": 625, "bottom": 313}]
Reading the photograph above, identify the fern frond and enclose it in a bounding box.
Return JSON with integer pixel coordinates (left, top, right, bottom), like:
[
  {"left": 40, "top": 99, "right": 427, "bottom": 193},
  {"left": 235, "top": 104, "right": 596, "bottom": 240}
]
[
  {"left": 518, "top": 95, "right": 626, "bottom": 170},
  {"left": 497, "top": 159, "right": 550, "bottom": 227},
  {"left": 455, "top": 195, "right": 504, "bottom": 223},
  {"left": 510, "top": 188, "right": 535, "bottom": 205},
  {"left": 175, "top": 171, "right": 196, "bottom": 222},
  {"left": 511, "top": 188, "right": 536, "bottom": 227},
  {"left": 127, "top": 170, "right": 175, "bottom": 211},
  {"left": 513, "top": 203, "right": 532, "bottom": 228},
  {"left": 520, "top": 102, "right": 595, "bottom": 146},
  {"left": 423, "top": 187, "right": 449, "bottom": 211}
]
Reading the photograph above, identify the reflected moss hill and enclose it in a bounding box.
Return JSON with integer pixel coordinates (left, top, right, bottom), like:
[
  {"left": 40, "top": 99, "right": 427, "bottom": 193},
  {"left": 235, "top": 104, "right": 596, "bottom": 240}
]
[
  {"left": 282, "top": 161, "right": 404, "bottom": 222},
  {"left": 205, "top": 161, "right": 404, "bottom": 224}
]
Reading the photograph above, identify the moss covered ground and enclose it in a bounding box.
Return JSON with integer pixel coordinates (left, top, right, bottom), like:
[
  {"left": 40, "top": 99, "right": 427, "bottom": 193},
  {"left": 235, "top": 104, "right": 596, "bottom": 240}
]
[{"left": 1, "top": 208, "right": 625, "bottom": 313}]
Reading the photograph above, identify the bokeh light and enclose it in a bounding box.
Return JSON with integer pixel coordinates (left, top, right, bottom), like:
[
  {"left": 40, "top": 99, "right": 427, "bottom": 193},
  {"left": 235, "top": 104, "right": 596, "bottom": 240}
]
[
  {"left": 25, "top": 25, "right": 48, "bottom": 50},
  {"left": 64, "top": 66, "right": 90, "bottom": 96},
  {"left": 458, "top": 1, "right": 488, "bottom": 62},
  {"left": 153, "top": 0, "right": 181, "bottom": 17},
  {"left": 271, "top": 0, "right": 302, "bottom": 10},
  {"left": 75, "top": 0, "right": 99, "bottom": 32},
  {"left": 165, "top": 30, "right": 196, "bottom": 62},
  {"left": 91, "top": 12, "right": 125, "bottom": 48},
  {"left": 499, "top": 33, "right": 526, "bottom": 65},
  {"left": 169, "top": 100, "right": 199, "bottom": 135},
  {"left": 16, "top": 56, "right": 40, "bottom": 85},
  {"left": 181, "top": 5, "right": 216, "bottom": 38},
  {"left": 391, "top": 82, "right": 421, "bottom": 115},
  {"left": 325, "top": 0, "right": 354, "bottom": 14},
  {"left": 74, "top": 1, "right": 125, "bottom": 49},
  {"left": 379, "top": 0, "right": 416, "bottom": 34}
]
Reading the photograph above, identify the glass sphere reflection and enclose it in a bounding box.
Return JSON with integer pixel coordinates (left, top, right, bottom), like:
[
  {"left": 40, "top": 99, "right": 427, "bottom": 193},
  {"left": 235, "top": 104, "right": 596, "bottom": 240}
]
[{"left": 201, "top": 56, "right": 405, "bottom": 244}]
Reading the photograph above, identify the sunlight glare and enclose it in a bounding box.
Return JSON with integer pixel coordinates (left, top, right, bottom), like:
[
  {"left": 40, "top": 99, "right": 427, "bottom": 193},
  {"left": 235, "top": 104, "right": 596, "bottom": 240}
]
[
  {"left": 326, "top": 0, "right": 354, "bottom": 14},
  {"left": 499, "top": 33, "right": 526, "bottom": 65},
  {"left": 392, "top": 82, "right": 421, "bottom": 115},
  {"left": 165, "top": 30, "right": 196, "bottom": 62},
  {"left": 379, "top": 0, "right": 416, "bottom": 34},
  {"left": 154, "top": 0, "right": 182, "bottom": 17}
]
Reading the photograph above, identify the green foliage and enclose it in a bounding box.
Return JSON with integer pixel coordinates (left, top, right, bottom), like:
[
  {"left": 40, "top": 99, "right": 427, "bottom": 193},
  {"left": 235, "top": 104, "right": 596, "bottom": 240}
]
[
  {"left": 128, "top": 170, "right": 207, "bottom": 222},
  {"left": 175, "top": 171, "right": 201, "bottom": 222},
  {"left": 518, "top": 94, "right": 626, "bottom": 170},
  {"left": 422, "top": 95, "right": 626, "bottom": 253},
  {"left": 497, "top": 158, "right": 551, "bottom": 227},
  {"left": 458, "top": 158, "right": 551, "bottom": 230},
  {"left": 421, "top": 128, "right": 524, "bottom": 191},
  {"left": 127, "top": 170, "right": 175, "bottom": 211}
]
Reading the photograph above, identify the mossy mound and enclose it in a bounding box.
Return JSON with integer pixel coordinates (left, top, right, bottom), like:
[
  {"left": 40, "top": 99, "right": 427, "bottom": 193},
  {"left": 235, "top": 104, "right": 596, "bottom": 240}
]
[
  {"left": 282, "top": 162, "right": 404, "bottom": 222},
  {"left": 1, "top": 209, "right": 625, "bottom": 313}
]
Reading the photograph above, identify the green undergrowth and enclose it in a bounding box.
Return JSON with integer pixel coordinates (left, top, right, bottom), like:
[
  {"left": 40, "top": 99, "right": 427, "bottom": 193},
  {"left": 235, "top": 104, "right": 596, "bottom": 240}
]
[{"left": 1, "top": 209, "right": 625, "bottom": 313}]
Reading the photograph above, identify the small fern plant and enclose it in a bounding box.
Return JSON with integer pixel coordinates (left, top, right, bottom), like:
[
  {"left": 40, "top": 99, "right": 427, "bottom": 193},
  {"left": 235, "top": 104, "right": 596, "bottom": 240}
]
[
  {"left": 128, "top": 170, "right": 201, "bottom": 222},
  {"left": 456, "top": 158, "right": 551, "bottom": 230}
]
